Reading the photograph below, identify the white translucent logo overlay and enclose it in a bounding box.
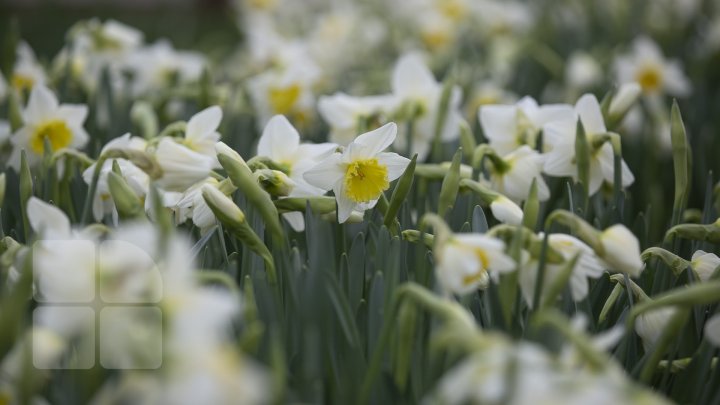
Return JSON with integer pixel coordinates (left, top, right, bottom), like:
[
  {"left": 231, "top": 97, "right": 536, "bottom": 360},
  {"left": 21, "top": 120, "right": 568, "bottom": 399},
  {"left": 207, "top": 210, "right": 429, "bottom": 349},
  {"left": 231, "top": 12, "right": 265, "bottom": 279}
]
[{"left": 32, "top": 239, "right": 163, "bottom": 370}]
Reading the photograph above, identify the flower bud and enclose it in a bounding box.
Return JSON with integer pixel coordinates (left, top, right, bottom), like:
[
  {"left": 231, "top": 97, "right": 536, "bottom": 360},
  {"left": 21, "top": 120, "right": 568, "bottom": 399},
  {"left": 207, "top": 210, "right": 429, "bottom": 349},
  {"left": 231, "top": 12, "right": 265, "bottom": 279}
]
[
  {"left": 490, "top": 196, "right": 523, "bottom": 225},
  {"left": 255, "top": 169, "right": 296, "bottom": 197},
  {"left": 599, "top": 224, "right": 644, "bottom": 277},
  {"left": 609, "top": 82, "right": 642, "bottom": 119},
  {"left": 201, "top": 184, "right": 245, "bottom": 229},
  {"left": 704, "top": 314, "right": 720, "bottom": 347}
]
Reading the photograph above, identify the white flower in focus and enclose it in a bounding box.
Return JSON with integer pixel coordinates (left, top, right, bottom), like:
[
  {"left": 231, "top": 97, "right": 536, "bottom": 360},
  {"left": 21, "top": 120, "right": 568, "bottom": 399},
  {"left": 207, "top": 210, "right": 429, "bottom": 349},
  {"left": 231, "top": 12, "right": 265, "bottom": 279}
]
[
  {"left": 519, "top": 234, "right": 605, "bottom": 308},
  {"left": 479, "top": 96, "right": 574, "bottom": 155},
  {"left": 484, "top": 145, "right": 550, "bottom": 202},
  {"left": 690, "top": 250, "right": 720, "bottom": 282},
  {"left": 303, "top": 123, "right": 410, "bottom": 223},
  {"left": 9, "top": 84, "right": 89, "bottom": 169},
  {"left": 635, "top": 307, "right": 677, "bottom": 351},
  {"left": 318, "top": 92, "right": 398, "bottom": 147},
  {"left": 434, "top": 233, "right": 516, "bottom": 294},
  {"left": 82, "top": 134, "right": 149, "bottom": 222},
  {"left": 599, "top": 224, "right": 644, "bottom": 277},
  {"left": 614, "top": 36, "right": 691, "bottom": 97},
  {"left": 391, "top": 53, "right": 463, "bottom": 160},
  {"left": 489, "top": 195, "right": 523, "bottom": 225},
  {"left": 543, "top": 94, "right": 635, "bottom": 195},
  {"left": 153, "top": 137, "right": 214, "bottom": 192}
]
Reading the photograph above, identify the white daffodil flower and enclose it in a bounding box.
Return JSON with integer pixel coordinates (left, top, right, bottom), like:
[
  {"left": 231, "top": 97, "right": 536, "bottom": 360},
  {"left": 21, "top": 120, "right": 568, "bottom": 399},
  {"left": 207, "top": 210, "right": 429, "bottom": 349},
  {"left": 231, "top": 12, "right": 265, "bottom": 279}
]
[
  {"left": 9, "top": 84, "right": 89, "bottom": 169},
  {"left": 599, "top": 224, "right": 644, "bottom": 277},
  {"left": 690, "top": 250, "right": 720, "bottom": 282},
  {"left": 83, "top": 133, "right": 150, "bottom": 222},
  {"left": 434, "top": 233, "right": 516, "bottom": 295},
  {"left": 153, "top": 137, "right": 215, "bottom": 192},
  {"left": 484, "top": 145, "right": 550, "bottom": 202},
  {"left": 391, "top": 53, "right": 463, "bottom": 160},
  {"left": 8, "top": 41, "right": 47, "bottom": 95},
  {"left": 519, "top": 234, "right": 606, "bottom": 308},
  {"left": 614, "top": 36, "right": 691, "bottom": 97},
  {"left": 565, "top": 51, "right": 602, "bottom": 90},
  {"left": 124, "top": 40, "right": 206, "bottom": 97},
  {"left": 303, "top": 122, "right": 410, "bottom": 223},
  {"left": 180, "top": 106, "right": 223, "bottom": 166},
  {"left": 479, "top": 96, "right": 574, "bottom": 155},
  {"left": 247, "top": 53, "right": 320, "bottom": 130},
  {"left": 543, "top": 94, "right": 635, "bottom": 195},
  {"left": 318, "top": 92, "right": 398, "bottom": 147},
  {"left": 175, "top": 177, "right": 222, "bottom": 235}
]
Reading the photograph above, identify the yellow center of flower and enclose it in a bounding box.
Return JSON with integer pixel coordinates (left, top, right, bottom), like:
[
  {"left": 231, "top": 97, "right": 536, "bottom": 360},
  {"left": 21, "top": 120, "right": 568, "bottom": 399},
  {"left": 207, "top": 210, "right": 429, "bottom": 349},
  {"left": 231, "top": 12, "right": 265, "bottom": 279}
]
[
  {"left": 461, "top": 246, "right": 491, "bottom": 286},
  {"left": 438, "top": 0, "right": 466, "bottom": 21},
  {"left": 249, "top": 0, "right": 277, "bottom": 11},
  {"left": 30, "top": 120, "right": 73, "bottom": 154},
  {"left": 11, "top": 73, "right": 34, "bottom": 93},
  {"left": 422, "top": 29, "right": 452, "bottom": 50},
  {"left": 344, "top": 158, "right": 389, "bottom": 203},
  {"left": 269, "top": 84, "right": 301, "bottom": 115},
  {"left": 636, "top": 66, "right": 663, "bottom": 92}
]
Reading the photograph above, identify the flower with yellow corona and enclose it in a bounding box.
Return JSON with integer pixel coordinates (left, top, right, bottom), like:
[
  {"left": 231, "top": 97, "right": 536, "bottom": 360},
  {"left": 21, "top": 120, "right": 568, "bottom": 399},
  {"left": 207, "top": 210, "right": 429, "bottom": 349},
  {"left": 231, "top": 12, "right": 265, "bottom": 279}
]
[
  {"left": 9, "top": 84, "right": 89, "bottom": 169},
  {"left": 304, "top": 122, "right": 410, "bottom": 223},
  {"left": 434, "top": 233, "right": 516, "bottom": 295},
  {"left": 614, "top": 36, "right": 691, "bottom": 97}
]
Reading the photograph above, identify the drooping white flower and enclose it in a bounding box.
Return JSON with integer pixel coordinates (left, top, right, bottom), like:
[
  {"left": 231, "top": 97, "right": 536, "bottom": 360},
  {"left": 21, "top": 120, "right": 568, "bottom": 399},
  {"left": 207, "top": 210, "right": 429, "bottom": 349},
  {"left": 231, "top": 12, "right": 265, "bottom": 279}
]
[
  {"left": 153, "top": 137, "right": 214, "bottom": 192},
  {"left": 519, "top": 234, "right": 606, "bottom": 308},
  {"left": 599, "top": 224, "right": 644, "bottom": 277},
  {"left": 8, "top": 84, "right": 89, "bottom": 169},
  {"left": 434, "top": 233, "right": 516, "bottom": 294},
  {"left": 484, "top": 145, "right": 550, "bottom": 202},
  {"left": 543, "top": 94, "right": 635, "bottom": 195},
  {"left": 82, "top": 133, "right": 150, "bottom": 222},
  {"left": 390, "top": 53, "right": 463, "bottom": 160},
  {"left": 318, "top": 92, "right": 398, "bottom": 147},
  {"left": 303, "top": 123, "right": 410, "bottom": 222},
  {"left": 635, "top": 307, "right": 677, "bottom": 351},
  {"left": 489, "top": 195, "right": 524, "bottom": 225},
  {"left": 175, "top": 177, "right": 222, "bottom": 235},
  {"left": 479, "top": 96, "right": 574, "bottom": 155},
  {"left": 614, "top": 36, "right": 691, "bottom": 97},
  {"left": 690, "top": 250, "right": 720, "bottom": 282}
]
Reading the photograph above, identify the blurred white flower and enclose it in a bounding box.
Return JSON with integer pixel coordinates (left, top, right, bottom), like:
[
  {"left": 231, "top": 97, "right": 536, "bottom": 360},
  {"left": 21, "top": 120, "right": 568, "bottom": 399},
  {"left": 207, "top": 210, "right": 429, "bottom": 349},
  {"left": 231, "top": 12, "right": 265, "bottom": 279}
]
[
  {"left": 614, "top": 36, "right": 691, "bottom": 97},
  {"left": 175, "top": 177, "right": 221, "bottom": 235},
  {"left": 690, "top": 250, "right": 720, "bottom": 282},
  {"left": 479, "top": 96, "right": 574, "bottom": 155},
  {"left": 543, "top": 94, "right": 635, "bottom": 195},
  {"left": 599, "top": 224, "right": 644, "bottom": 277},
  {"left": 566, "top": 51, "right": 602, "bottom": 90},
  {"left": 705, "top": 314, "right": 720, "bottom": 347},
  {"left": 180, "top": 106, "right": 223, "bottom": 166},
  {"left": 125, "top": 40, "right": 205, "bottom": 97},
  {"left": 8, "top": 42, "right": 47, "bottom": 95},
  {"left": 519, "top": 233, "right": 606, "bottom": 308},
  {"left": 434, "top": 233, "right": 516, "bottom": 294},
  {"left": 484, "top": 145, "right": 550, "bottom": 202},
  {"left": 609, "top": 82, "right": 642, "bottom": 119},
  {"left": 9, "top": 84, "right": 89, "bottom": 169},
  {"left": 635, "top": 307, "right": 677, "bottom": 351},
  {"left": 318, "top": 92, "right": 398, "bottom": 147},
  {"left": 82, "top": 133, "right": 149, "bottom": 222},
  {"left": 391, "top": 53, "right": 463, "bottom": 160},
  {"left": 304, "top": 123, "right": 409, "bottom": 222}
]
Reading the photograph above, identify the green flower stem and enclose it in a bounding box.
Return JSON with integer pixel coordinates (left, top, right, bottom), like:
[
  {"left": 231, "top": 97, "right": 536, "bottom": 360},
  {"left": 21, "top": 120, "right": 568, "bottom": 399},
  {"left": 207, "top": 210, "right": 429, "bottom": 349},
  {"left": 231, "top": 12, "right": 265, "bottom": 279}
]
[
  {"left": 641, "top": 247, "right": 690, "bottom": 277},
  {"left": 532, "top": 309, "right": 608, "bottom": 371},
  {"left": 437, "top": 148, "right": 462, "bottom": 217}
]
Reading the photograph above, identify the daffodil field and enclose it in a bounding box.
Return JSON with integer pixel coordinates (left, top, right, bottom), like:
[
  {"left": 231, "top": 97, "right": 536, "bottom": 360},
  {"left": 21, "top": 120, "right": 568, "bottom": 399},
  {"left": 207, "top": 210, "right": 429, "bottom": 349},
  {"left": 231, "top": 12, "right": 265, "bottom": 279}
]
[{"left": 2, "top": 0, "right": 720, "bottom": 404}]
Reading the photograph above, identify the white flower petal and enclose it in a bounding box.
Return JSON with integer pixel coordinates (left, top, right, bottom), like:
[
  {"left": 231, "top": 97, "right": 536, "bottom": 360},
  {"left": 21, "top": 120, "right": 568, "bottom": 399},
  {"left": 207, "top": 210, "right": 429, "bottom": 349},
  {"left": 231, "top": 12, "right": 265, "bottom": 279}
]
[
  {"left": 24, "top": 85, "right": 59, "bottom": 123},
  {"left": 352, "top": 122, "right": 397, "bottom": 158},
  {"left": 303, "top": 153, "right": 344, "bottom": 191},
  {"left": 186, "top": 106, "right": 222, "bottom": 141},
  {"left": 257, "top": 115, "right": 300, "bottom": 161},
  {"left": 376, "top": 152, "right": 410, "bottom": 181},
  {"left": 575, "top": 94, "right": 606, "bottom": 135},
  {"left": 27, "top": 197, "right": 71, "bottom": 238}
]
